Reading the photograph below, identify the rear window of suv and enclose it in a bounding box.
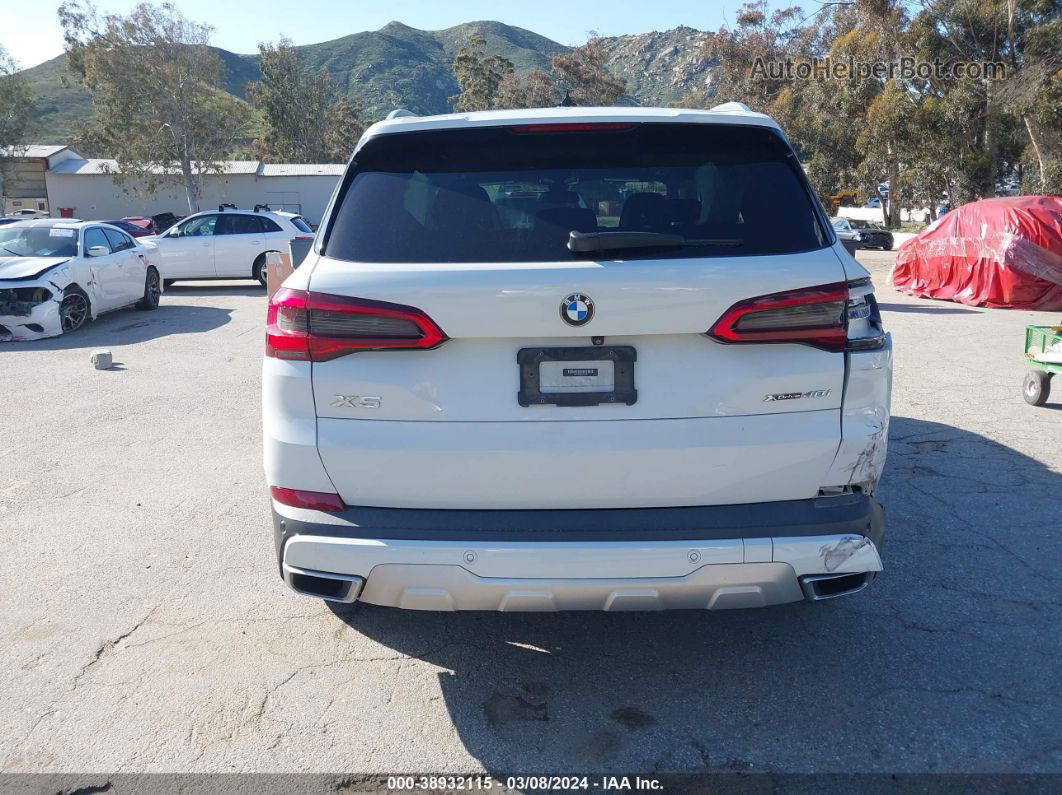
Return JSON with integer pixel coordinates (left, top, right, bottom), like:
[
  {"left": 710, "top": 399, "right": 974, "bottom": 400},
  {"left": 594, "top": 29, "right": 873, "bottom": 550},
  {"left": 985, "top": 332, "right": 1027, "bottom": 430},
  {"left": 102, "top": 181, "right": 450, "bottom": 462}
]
[{"left": 323, "top": 123, "right": 828, "bottom": 263}]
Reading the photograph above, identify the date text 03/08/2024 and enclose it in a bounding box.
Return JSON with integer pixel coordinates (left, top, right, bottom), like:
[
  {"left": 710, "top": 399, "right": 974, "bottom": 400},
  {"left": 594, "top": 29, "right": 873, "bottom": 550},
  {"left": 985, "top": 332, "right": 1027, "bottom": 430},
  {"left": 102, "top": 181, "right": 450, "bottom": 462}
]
[{"left": 384, "top": 775, "right": 664, "bottom": 791}]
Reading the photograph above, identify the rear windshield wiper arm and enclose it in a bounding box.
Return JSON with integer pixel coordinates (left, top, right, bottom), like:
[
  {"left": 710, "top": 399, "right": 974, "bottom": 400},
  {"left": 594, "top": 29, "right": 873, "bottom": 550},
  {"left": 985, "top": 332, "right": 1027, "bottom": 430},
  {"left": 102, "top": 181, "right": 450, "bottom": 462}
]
[{"left": 568, "top": 231, "right": 743, "bottom": 254}]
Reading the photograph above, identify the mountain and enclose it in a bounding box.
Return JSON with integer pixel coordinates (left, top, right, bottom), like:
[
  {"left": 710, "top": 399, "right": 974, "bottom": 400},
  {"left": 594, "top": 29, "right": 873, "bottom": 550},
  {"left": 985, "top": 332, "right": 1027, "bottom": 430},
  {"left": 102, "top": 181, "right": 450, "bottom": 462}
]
[
  {"left": 19, "top": 21, "right": 715, "bottom": 145},
  {"left": 292, "top": 21, "right": 568, "bottom": 117},
  {"left": 600, "top": 26, "right": 714, "bottom": 106}
]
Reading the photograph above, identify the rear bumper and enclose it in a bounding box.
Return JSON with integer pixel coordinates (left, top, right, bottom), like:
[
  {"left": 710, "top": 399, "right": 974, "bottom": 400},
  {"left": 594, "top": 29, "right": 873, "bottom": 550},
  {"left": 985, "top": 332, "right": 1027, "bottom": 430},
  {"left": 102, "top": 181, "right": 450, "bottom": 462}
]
[{"left": 272, "top": 494, "right": 886, "bottom": 611}]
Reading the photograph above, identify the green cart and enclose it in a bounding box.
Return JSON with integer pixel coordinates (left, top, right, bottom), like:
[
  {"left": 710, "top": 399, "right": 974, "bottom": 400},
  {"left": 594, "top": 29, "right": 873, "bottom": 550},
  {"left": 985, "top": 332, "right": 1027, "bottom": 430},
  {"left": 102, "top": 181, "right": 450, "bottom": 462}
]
[{"left": 1023, "top": 325, "right": 1062, "bottom": 406}]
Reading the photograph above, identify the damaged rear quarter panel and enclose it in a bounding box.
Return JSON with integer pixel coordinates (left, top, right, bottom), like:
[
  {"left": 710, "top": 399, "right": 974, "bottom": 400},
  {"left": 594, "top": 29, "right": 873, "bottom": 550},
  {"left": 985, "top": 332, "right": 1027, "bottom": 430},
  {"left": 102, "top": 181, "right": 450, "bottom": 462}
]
[{"left": 821, "top": 335, "right": 893, "bottom": 493}]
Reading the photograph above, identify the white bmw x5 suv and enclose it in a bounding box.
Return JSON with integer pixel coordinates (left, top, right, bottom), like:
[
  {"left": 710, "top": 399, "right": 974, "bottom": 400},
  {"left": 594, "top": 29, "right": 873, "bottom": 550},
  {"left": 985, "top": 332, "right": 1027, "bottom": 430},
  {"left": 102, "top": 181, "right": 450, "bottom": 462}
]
[{"left": 263, "top": 104, "right": 892, "bottom": 611}]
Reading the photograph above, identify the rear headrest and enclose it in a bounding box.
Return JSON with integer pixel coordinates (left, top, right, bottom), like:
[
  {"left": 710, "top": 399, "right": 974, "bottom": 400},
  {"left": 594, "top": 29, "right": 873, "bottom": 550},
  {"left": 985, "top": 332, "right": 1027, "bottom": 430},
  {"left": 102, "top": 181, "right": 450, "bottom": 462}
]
[
  {"left": 672, "top": 198, "right": 702, "bottom": 226},
  {"left": 619, "top": 192, "right": 669, "bottom": 231},
  {"left": 540, "top": 188, "right": 581, "bottom": 205},
  {"left": 428, "top": 183, "right": 499, "bottom": 232},
  {"left": 535, "top": 207, "right": 598, "bottom": 233}
]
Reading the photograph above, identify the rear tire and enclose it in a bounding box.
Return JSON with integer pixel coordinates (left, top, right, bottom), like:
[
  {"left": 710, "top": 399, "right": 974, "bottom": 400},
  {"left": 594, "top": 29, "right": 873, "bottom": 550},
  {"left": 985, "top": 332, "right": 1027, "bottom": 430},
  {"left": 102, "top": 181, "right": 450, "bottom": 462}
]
[
  {"left": 59, "top": 287, "right": 90, "bottom": 334},
  {"left": 253, "top": 255, "right": 267, "bottom": 287},
  {"left": 1023, "top": 370, "right": 1051, "bottom": 406},
  {"left": 136, "top": 267, "right": 161, "bottom": 310}
]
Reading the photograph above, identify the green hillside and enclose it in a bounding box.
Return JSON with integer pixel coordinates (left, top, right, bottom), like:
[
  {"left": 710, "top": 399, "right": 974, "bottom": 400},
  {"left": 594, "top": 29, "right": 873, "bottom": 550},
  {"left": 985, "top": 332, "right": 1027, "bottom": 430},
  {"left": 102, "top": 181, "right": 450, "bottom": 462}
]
[
  {"left": 20, "top": 53, "right": 92, "bottom": 142},
  {"left": 292, "top": 20, "right": 567, "bottom": 117},
  {"left": 19, "top": 20, "right": 715, "bottom": 145}
]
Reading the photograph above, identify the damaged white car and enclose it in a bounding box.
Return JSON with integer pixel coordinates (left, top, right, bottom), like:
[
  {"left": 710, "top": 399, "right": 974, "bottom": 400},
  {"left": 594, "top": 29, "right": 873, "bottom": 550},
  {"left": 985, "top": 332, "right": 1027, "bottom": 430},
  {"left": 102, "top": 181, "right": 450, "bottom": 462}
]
[{"left": 0, "top": 220, "right": 162, "bottom": 341}]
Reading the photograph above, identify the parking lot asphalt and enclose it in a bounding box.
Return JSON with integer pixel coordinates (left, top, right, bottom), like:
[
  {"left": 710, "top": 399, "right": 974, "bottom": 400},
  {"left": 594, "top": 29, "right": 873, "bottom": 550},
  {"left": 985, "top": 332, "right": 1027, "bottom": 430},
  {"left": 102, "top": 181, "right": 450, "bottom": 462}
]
[{"left": 1, "top": 252, "right": 1060, "bottom": 775}]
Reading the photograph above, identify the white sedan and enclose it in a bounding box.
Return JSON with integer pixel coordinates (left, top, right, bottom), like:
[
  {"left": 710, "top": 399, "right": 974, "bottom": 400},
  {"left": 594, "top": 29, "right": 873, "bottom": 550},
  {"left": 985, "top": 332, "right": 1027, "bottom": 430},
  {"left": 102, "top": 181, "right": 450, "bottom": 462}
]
[
  {"left": 150, "top": 207, "right": 314, "bottom": 286},
  {"left": 0, "top": 220, "right": 161, "bottom": 341}
]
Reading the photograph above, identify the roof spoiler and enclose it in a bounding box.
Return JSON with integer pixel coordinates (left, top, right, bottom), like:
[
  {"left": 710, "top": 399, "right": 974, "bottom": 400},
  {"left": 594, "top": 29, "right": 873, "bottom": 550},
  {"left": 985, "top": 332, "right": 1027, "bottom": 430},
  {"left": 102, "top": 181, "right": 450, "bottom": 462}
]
[{"left": 710, "top": 101, "right": 753, "bottom": 113}]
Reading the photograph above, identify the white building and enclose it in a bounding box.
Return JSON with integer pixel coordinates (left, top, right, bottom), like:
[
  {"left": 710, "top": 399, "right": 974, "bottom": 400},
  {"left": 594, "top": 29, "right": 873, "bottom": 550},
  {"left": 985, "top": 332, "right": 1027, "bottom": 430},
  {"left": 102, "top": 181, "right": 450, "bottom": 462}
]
[
  {"left": 12, "top": 149, "right": 345, "bottom": 225},
  {"left": 0, "top": 145, "right": 84, "bottom": 216}
]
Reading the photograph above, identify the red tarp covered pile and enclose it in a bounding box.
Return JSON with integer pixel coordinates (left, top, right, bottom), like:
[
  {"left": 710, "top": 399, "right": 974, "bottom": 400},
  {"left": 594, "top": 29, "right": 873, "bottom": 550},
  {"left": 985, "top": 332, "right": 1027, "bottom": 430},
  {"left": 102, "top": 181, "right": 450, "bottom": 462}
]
[{"left": 891, "top": 195, "right": 1062, "bottom": 310}]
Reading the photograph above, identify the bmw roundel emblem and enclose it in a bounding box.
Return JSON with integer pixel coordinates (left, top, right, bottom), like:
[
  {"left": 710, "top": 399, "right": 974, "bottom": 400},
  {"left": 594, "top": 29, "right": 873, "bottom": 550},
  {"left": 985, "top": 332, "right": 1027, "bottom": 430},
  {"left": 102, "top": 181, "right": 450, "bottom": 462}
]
[{"left": 561, "top": 293, "right": 594, "bottom": 327}]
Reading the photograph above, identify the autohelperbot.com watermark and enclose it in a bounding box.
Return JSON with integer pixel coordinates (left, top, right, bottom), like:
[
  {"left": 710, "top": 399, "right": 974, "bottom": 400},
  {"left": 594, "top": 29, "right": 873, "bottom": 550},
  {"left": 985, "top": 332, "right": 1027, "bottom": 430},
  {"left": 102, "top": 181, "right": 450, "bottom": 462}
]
[{"left": 752, "top": 56, "right": 1007, "bottom": 81}]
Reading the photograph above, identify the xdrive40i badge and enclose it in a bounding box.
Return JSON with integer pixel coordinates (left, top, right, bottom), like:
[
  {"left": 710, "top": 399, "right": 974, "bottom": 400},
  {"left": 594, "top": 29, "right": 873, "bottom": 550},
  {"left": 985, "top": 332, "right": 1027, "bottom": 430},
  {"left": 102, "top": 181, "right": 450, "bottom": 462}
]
[{"left": 764, "top": 389, "right": 832, "bottom": 402}]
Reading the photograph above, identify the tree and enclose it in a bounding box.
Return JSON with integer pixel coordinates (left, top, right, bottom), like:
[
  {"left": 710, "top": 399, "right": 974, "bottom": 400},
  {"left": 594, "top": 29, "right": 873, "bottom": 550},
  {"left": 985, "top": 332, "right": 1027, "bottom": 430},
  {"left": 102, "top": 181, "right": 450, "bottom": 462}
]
[
  {"left": 0, "top": 44, "right": 36, "bottom": 202},
  {"left": 550, "top": 35, "right": 626, "bottom": 106},
  {"left": 0, "top": 45, "right": 33, "bottom": 152},
  {"left": 843, "top": 0, "right": 910, "bottom": 226},
  {"left": 59, "top": 1, "right": 253, "bottom": 213},
  {"left": 904, "top": 1, "right": 1004, "bottom": 202},
  {"left": 325, "top": 95, "right": 367, "bottom": 162},
  {"left": 247, "top": 38, "right": 339, "bottom": 163},
  {"left": 493, "top": 69, "right": 557, "bottom": 109},
  {"left": 523, "top": 70, "right": 559, "bottom": 108},
  {"left": 697, "top": 2, "right": 809, "bottom": 113},
  {"left": 945, "top": 0, "right": 1062, "bottom": 194},
  {"left": 450, "top": 34, "right": 514, "bottom": 112},
  {"left": 857, "top": 81, "right": 915, "bottom": 225},
  {"left": 903, "top": 0, "right": 1061, "bottom": 199},
  {"left": 493, "top": 72, "right": 525, "bottom": 109},
  {"left": 670, "top": 0, "right": 1059, "bottom": 221}
]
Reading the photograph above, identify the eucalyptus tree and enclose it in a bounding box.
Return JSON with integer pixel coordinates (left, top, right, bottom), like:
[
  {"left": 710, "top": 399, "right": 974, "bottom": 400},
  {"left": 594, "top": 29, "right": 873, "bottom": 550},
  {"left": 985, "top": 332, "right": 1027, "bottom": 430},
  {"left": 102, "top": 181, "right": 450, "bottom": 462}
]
[{"left": 59, "top": 1, "right": 253, "bottom": 213}]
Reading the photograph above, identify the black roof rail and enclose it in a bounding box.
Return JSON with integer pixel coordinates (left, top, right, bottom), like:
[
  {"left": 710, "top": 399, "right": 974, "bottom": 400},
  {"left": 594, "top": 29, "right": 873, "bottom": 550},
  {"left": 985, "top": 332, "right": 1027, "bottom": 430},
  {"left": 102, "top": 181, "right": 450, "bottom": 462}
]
[
  {"left": 253, "top": 203, "right": 271, "bottom": 213},
  {"left": 218, "top": 203, "right": 237, "bottom": 212}
]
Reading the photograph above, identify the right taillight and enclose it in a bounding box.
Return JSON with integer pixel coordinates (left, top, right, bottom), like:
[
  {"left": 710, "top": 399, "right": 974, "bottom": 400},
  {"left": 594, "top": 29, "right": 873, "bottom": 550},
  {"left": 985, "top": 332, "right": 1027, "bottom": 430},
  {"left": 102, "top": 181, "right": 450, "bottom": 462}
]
[
  {"left": 707, "top": 282, "right": 848, "bottom": 352},
  {"left": 270, "top": 486, "right": 346, "bottom": 512},
  {"left": 266, "top": 288, "right": 448, "bottom": 361}
]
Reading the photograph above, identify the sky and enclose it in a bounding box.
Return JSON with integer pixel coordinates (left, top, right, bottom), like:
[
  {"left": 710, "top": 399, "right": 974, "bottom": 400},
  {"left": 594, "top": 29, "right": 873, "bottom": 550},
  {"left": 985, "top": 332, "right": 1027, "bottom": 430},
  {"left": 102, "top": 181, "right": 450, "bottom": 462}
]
[{"left": 2, "top": 0, "right": 763, "bottom": 70}]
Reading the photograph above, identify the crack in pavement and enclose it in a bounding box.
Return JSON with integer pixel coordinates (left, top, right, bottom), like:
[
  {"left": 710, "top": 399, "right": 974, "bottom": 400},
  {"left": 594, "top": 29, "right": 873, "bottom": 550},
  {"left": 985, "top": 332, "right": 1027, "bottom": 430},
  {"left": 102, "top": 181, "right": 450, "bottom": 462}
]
[
  {"left": 183, "top": 643, "right": 463, "bottom": 758},
  {"left": 0, "top": 708, "right": 57, "bottom": 770},
  {"left": 866, "top": 683, "right": 1059, "bottom": 710},
  {"left": 72, "top": 604, "right": 161, "bottom": 689}
]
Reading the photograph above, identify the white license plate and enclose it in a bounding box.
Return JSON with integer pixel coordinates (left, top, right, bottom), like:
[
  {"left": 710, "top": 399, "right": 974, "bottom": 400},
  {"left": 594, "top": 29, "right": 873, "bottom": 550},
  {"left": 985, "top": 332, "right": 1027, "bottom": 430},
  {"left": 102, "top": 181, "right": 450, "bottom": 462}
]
[{"left": 538, "top": 360, "right": 616, "bottom": 394}]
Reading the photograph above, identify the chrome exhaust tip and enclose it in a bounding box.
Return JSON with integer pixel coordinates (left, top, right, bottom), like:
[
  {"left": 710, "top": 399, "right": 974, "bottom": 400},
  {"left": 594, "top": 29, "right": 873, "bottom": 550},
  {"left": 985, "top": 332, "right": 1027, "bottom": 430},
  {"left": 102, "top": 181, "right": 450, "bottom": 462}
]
[
  {"left": 283, "top": 563, "right": 364, "bottom": 603},
  {"left": 800, "top": 571, "right": 873, "bottom": 601}
]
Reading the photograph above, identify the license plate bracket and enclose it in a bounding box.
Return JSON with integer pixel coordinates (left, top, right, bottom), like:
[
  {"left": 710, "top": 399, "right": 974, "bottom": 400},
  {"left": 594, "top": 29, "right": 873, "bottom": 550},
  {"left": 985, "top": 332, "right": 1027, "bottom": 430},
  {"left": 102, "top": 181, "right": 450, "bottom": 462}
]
[{"left": 518, "top": 346, "right": 637, "bottom": 407}]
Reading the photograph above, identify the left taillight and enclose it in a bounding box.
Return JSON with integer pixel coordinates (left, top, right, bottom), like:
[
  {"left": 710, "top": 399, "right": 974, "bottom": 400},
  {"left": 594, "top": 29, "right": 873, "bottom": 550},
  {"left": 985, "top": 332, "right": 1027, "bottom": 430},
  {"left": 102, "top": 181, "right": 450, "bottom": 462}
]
[
  {"left": 266, "top": 288, "right": 448, "bottom": 361},
  {"left": 707, "top": 282, "right": 848, "bottom": 352}
]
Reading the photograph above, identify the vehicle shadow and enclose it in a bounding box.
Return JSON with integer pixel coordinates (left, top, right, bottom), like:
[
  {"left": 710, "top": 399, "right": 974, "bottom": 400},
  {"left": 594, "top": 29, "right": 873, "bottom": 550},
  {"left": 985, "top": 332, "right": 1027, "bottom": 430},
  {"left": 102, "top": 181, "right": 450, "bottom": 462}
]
[
  {"left": 877, "top": 302, "right": 982, "bottom": 315},
  {"left": 325, "top": 416, "right": 1061, "bottom": 774},
  {"left": 164, "top": 281, "right": 265, "bottom": 298},
  {"left": 0, "top": 303, "right": 233, "bottom": 351}
]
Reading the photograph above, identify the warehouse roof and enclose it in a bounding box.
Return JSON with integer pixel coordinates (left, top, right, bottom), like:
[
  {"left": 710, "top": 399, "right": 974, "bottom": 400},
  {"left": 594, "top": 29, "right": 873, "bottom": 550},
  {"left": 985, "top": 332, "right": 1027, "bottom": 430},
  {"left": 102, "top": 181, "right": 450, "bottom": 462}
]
[
  {"left": 259, "top": 163, "right": 346, "bottom": 176},
  {"left": 1, "top": 144, "right": 71, "bottom": 159},
  {"left": 48, "top": 159, "right": 345, "bottom": 177},
  {"left": 48, "top": 158, "right": 119, "bottom": 174}
]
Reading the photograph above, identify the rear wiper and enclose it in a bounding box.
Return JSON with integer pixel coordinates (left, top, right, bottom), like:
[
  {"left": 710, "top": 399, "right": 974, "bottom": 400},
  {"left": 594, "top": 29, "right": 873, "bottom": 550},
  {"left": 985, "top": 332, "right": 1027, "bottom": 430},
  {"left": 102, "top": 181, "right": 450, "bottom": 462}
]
[{"left": 568, "top": 231, "right": 743, "bottom": 254}]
